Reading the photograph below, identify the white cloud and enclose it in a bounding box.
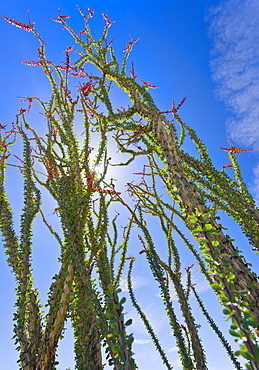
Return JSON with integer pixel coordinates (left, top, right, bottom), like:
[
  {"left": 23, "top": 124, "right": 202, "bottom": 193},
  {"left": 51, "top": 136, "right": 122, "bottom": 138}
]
[
  {"left": 207, "top": 0, "right": 259, "bottom": 146},
  {"left": 127, "top": 303, "right": 168, "bottom": 336},
  {"left": 134, "top": 338, "right": 152, "bottom": 345},
  {"left": 120, "top": 274, "right": 149, "bottom": 292},
  {"left": 207, "top": 0, "right": 259, "bottom": 200},
  {"left": 191, "top": 266, "right": 211, "bottom": 294},
  {"left": 170, "top": 358, "right": 182, "bottom": 368},
  {"left": 168, "top": 346, "right": 178, "bottom": 353}
]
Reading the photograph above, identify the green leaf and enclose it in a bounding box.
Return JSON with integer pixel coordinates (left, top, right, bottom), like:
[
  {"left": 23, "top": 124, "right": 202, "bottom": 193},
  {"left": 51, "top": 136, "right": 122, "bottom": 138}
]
[
  {"left": 119, "top": 343, "right": 126, "bottom": 353},
  {"left": 245, "top": 363, "right": 253, "bottom": 370},
  {"left": 202, "top": 213, "right": 211, "bottom": 219},
  {"left": 226, "top": 272, "right": 235, "bottom": 280},
  {"left": 212, "top": 240, "right": 219, "bottom": 247},
  {"left": 189, "top": 215, "right": 198, "bottom": 223},
  {"left": 196, "top": 225, "right": 203, "bottom": 232},
  {"left": 242, "top": 351, "right": 255, "bottom": 361},
  {"left": 125, "top": 319, "right": 133, "bottom": 326},
  {"left": 120, "top": 297, "right": 126, "bottom": 304},
  {"left": 112, "top": 346, "right": 119, "bottom": 354},
  {"left": 223, "top": 308, "right": 231, "bottom": 315},
  {"left": 211, "top": 283, "right": 222, "bottom": 290},
  {"left": 237, "top": 290, "right": 248, "bottom": 295},
  {"left": 204, "top": 257, "right": 213, "bottom": 262},
  {"left": 252, "top": 345, "right": 259, "bottom": 361},
  {"left": 204, "top": 224, "right": 212, "bottom": 230},
  {"left": 199, "top": 238, "right": 209, "bottom": 244},
  {"left": 127, "top": 334, "right": 134, "bottom": 345},
  {"left": 239, "top": 301, "right": 249, "bottom": 307},
  {"left": 129, "top": 358, "right": 136, "bottom": 370},
  {"left": 246, "top": 320, "right": 258, "bottom": 329},
  {"left": 230, "top": 324, "right": 238, "bottom": 330},
  {"left": 229, "top": 329, "right": 242, "bottom": 338}
]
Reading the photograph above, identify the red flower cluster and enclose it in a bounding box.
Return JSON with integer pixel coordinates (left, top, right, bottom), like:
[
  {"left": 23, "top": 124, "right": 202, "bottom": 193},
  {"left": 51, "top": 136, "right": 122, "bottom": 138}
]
[
  {"left": 86, "top": 171, "right": 97, "bottom": 192},
  {"left": 50, "top": 208, "right": 59, "bottom": 216},
  {"left": 80, "top": 82, "right": 92, "bottom": 97},
  {"left": 22, "top": 60, "right": 51, "bottom": 67},
  {"left": 219, "top": 146, "right": 254, "bottom": 154},
  {"left": 123, "top": 37, "right": 140, "bottom": 52},
  {"left": 138, "top": 234, "right": 149, "bottom": 254},
  {"left": 51, "top": 14, "right": 70, "bottom": 24},
  {"left": 86, "top": 172, "right": 120, "bottom": 196},
  {"left": 18, "top": 97, "right": 34, "bottom": 113},
  {"left": 139, "top": 249, "right": 149, "bottom": 255},
  {"left": 140, "top": 80, "right": 159, "bottom": 89},
  {"left": 129, "top": 61, "right": 137, "bottom": 80},
  {"left": 125, "top": 256, "right": 136, "bottom": 261},
  {"left": 102, "top": 12, "right": 114, "bottom": 25},
  {"left": 52, "top": 130, "right": 58, "bottom": 140},
  {"left": 99, "top": 189, "right": 121, "bottom": 196},
  {"left": 77, "top": 5, "right": 95, "bottom": 19},
  {"left": 45, "top": 159, "right": 58, "bottom": 180},
  {"left": 0, "top": 123, "right": 7, "bottom": 130},
  {"left": 222, "top": 164, "right": 233, "bottom": 172},
  {"left": 3, "top": 16, "right": 35, "bottom": 32},
  {"left": 172, "top": 97, "right": 187, "bottom": 114},
  {"left": 185, "top": 264, "right": 194, "bottom": 273}
]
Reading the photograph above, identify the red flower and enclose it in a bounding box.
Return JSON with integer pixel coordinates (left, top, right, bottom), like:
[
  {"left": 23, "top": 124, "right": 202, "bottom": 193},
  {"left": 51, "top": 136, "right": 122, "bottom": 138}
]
[
  {"left": 125, "top": 256, "right": 136, "bottom": 260},
  {"left": 18, "top": 97, "right": 34, "bottom": 113},
  {"left": 219, "top": 146, "right": 254, "bottom": 154},
  {"left": 185, "top": 264, "right": 194, "bottom": 273},
  {"left": 123, "top": 37, "right": 140, "bottom": 52},
  {"left": 172, "top": 97, "right": 187, "bottom": 114},
  {"left": 87, "top": 5, "right": 95, "bottom": 18},
  {"left": 78, "top": 29, "right": 87, "bottom": 36},
  {"left": 102, "top": 12, "right": 114, "bottom": 25},
  {"left": 0, "top": 123, "right": 7, "bottom": 130},
  {"left": 51, "top": 18, "right": 63, "bottom": 24},
  {"left": 77, "top": 5, "right": 95, "bottom": 19},
  {"left": 140, "top": 80, "right": 159, "bottom": 89},
  {"left": 80, "top": 81, "right": 92, "bottom": 96},
  {"left": 139, "top": 249, "right": 149, "bottom": 254},
  {"left": 222, "top": 164, "right": 233, "bottom": 172},
  {"left": 3, "top": 16, "right": 35, "bottom": 32},
  {"left": 49, "top": 208, "right": 59, "bottom": 216},
  {"left": 130, "top": 61, "right": 137, "bottom": 80}
]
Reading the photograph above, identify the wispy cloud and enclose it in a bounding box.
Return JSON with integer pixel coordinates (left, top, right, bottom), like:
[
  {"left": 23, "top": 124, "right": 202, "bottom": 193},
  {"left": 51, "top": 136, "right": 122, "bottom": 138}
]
[
  {"left": 191, "top": 266, "right": 211, "bottom": 294},
  {"left": 134, "top": 338, "right": 152, "bottom": 345},
  {"left": 170, "top": 358, "right": 182, "bottom": 368},
  {"left": 120, "top": 274, "right": 149, "bottom": 292},
  {"left": 207, "top": 0, "right": 259, "bottom": 147},
  {"left": 125, "top": 302, "right": 168, "bottom": 337},
  {"left": 168, "top": 346, "right": 178, "bottom": 353}
]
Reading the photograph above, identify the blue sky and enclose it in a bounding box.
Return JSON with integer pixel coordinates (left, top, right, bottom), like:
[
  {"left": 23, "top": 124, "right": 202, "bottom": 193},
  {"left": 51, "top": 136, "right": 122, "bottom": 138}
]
[{"left": 1, "top": 0, "right": 259, "bottom": 369}]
